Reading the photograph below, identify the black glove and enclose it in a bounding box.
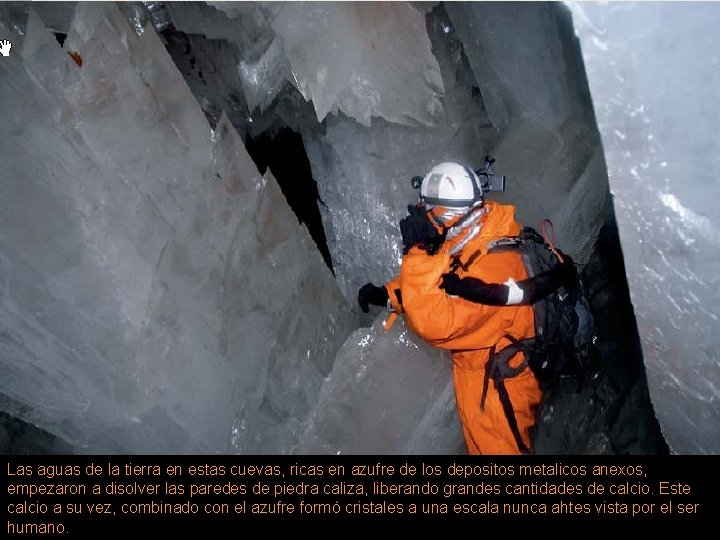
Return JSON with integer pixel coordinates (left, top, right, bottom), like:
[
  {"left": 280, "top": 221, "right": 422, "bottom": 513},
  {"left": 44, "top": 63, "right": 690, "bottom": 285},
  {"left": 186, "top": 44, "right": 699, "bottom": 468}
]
[
  {"left": 399, "top": 205, "right": 444, "bottom": 255},
  {"left": 440, "top": 273, "right": 509, "bottom": 305},
  {"left": 439, "top": 272, "right": 463, "bottom": 296},
  {"left": 358, "top": 283, "right": 389, "bottom": 313},
  {"left": 440, "top": 253, "right": 580, "bottom": 306}
]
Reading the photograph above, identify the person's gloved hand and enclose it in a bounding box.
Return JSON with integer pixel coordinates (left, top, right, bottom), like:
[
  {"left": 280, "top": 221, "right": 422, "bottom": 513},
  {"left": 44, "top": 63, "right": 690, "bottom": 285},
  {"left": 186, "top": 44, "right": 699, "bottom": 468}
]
[
  {"left": 358, "top": 283, "right": 389, "bottom": 313},
  {"left": 440, "top": 273, "right": 507, "bottom": 305},
  {"left": 399, "top": 205, "right": 444, "bottom": 255},
  {"left": 439, "top": 272, "right": 464, "bottom": 295}
]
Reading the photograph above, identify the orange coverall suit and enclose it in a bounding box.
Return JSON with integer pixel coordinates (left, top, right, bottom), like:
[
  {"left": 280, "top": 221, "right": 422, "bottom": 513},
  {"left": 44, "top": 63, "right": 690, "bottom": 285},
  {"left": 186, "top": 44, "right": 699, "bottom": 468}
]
[{"left": 385, "top": 201, "right": 542, "bottom": 454}]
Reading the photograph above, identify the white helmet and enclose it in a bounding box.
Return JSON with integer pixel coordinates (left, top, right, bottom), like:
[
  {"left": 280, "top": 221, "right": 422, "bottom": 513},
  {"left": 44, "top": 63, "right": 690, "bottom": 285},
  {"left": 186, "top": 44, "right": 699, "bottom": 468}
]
[{"left": 420, "top": 161, "right": 483, "bottom": 209}]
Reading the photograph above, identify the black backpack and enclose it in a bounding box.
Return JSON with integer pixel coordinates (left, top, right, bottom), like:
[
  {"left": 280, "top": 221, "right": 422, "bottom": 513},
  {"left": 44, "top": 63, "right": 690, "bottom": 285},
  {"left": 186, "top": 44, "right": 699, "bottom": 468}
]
[
  {"left": 479, "top": 226, "right": 596, "bottom": 453},
  {"left": 509, "top": 226, "right": 594, "bottom": 383}
]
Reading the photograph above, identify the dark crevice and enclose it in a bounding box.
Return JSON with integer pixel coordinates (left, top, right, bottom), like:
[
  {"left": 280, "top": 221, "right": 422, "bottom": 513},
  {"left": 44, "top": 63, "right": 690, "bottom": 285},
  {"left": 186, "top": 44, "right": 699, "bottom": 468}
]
[
  {"left": 532, "top": 218, "right": 669, "bottom": 454},
  {"left": 161, "top": 27, "right": 250, "bottom": 130},
  {"left": 582, "top": 221, "right": 668, "bottom": 454},
  {"left": 0, "top": 411, "right": 73, "bottom": 455},
  {"left": 244, "top": 129, "right": 334, "bottom": 273},
  {"left": 160, "top": 26, "right": 334, "bottom": 274},
  {"left": 53, "top": 32, "right": 67, "bottom": 47}
]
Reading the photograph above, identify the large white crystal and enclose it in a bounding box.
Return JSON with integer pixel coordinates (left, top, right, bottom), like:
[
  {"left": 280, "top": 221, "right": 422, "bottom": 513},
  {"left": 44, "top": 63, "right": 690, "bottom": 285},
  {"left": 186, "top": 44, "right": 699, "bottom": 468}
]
[
  {"left": 445, "top": 2, "right": 610, "bottom": 264},
  {"left": 446, "top": 2, "right": 581, "bottom": 132},
  {"left": 267, "top": 1, "right": 445, "bottom": 127},
  {"left": 0, "top": 4, "right": 356, "bottom": 454},
  {"left": 569, "top": 2, "right": 720, "bottom": 454},
  {"left": 237, "top": 36, "right": 290, "bottom": 113},
  {"left": 168, "top": 1, "right": 273, "bottom": 60},
  {"left": 299, "top": 315, "right": 463, "bottom": 454}
]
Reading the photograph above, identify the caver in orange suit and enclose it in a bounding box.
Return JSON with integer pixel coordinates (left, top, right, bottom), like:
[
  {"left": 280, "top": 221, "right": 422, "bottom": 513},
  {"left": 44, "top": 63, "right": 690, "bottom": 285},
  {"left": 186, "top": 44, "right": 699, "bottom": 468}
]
[{"left": 384, "top": 200, "right": 542, "bottom": 455}]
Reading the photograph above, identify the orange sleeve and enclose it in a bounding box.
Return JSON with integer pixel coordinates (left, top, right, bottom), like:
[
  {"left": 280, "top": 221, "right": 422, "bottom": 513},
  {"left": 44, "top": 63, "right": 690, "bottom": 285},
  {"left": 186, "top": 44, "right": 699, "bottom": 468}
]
[{"left": 394, "top": 247, "right": 500, "bottom": 349}]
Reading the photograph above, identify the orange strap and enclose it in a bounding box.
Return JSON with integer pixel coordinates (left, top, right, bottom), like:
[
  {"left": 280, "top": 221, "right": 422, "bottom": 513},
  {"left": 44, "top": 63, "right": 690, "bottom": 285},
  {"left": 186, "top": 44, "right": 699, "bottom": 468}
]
[
  {"left": 383, "top": 312, "right": 399, "bottom": 332},
  {"left": 540, "top": 219, "right": 564, "bottom": 263}
]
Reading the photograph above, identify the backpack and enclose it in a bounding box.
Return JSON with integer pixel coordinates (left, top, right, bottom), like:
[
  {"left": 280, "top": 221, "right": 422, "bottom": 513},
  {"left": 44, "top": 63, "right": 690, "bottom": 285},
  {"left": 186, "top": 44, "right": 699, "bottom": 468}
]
[
  {"left": 478, "top": 226, "right": 596, "bottom": 453},
  {"left": 508, "top": 226, "right": 594, "bottom": 383}
]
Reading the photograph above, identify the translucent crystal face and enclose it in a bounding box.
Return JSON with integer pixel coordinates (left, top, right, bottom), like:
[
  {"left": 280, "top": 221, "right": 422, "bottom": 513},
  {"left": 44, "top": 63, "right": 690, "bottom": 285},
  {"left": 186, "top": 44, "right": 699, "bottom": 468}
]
[
  {"left": 0, "top": 3, "right": 357, "bottom": 454},
  {"left": 570, "top": 1, "right": 720, "bottom": 454}
]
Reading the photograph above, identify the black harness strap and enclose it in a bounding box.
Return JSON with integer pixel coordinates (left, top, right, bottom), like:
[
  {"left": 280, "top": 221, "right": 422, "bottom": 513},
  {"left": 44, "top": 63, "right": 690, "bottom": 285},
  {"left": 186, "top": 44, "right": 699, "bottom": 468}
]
[
  {"left": 449, "top": 249, "right": 483, "bottom": 276},
  {"left": 480, "top": 345, "right": 495, "bottom": 413},
  {"left": 480, "top": 335, "right": 535, "bottom": 455},
  {"left": 495, "top": 370, "right": 531, "bottom": 455},
  {"left": 462, "top": 250, "right": 482, "bottom": 271}
]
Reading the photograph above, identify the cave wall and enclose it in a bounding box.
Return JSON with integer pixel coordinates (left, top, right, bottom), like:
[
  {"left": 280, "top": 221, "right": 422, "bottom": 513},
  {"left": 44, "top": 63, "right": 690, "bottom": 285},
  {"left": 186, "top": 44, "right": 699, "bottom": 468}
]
[
  {"left": 1, "top": 1, "right": 699, "bottom": 455},
  {"left": 570, "top": 2, "right": 720, "bottom": 454}
]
